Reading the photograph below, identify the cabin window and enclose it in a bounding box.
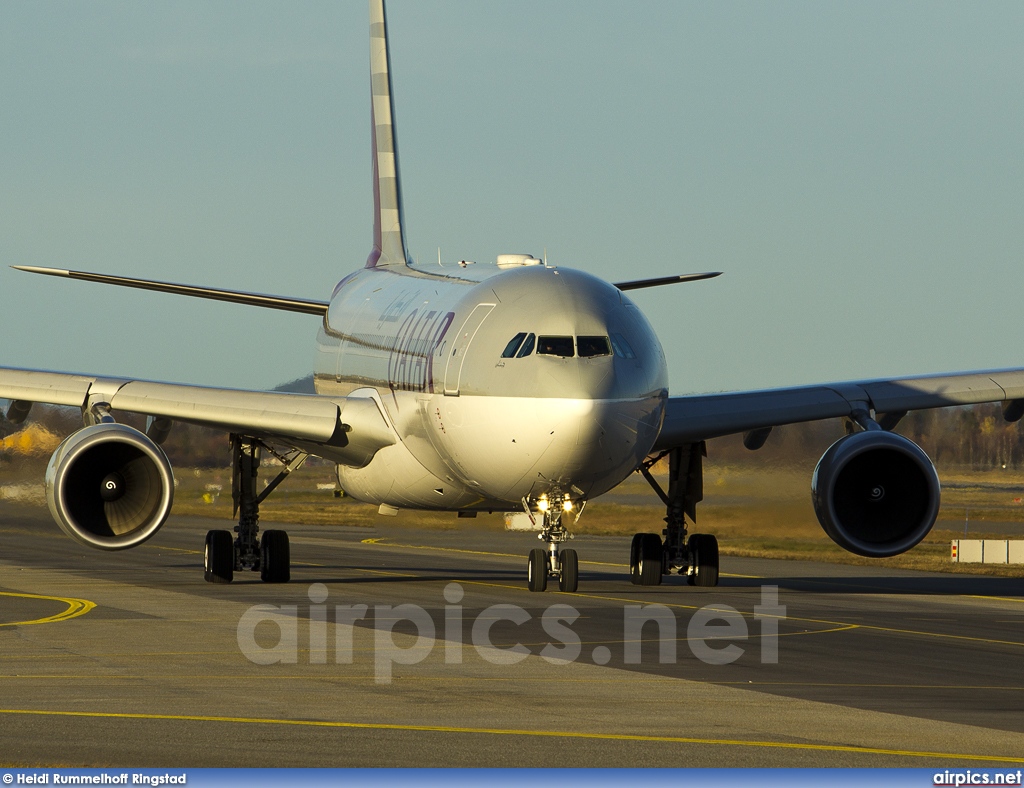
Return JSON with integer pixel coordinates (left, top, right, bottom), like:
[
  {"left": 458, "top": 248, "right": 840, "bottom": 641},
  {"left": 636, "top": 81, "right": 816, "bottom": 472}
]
[
  {"left": 537, "top": 336, "right": 574, "bottom": 357},
  {"left": 610, "top": 332, "right": 636, "bottom": 359},
  {"left": 501, "top": 332, "right": 527, "bottom": 358},
  {"left": 516, "top": 333, "right": 536, "bottom": 358},
  {"left": 577, "top": 336, "right": 611, "bottom": 358}
]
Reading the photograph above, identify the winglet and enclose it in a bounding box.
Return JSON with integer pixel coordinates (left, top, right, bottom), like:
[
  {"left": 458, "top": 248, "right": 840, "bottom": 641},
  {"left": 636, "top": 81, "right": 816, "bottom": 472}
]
[{"left": 366, "top": 0, "right": 410, "bottom": 269}]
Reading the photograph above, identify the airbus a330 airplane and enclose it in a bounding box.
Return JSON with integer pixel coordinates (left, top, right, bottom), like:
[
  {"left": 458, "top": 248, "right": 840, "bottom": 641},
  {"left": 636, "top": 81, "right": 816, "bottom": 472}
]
[{"left": 3, "top": 0, "right": 1024, "bottom": 592}]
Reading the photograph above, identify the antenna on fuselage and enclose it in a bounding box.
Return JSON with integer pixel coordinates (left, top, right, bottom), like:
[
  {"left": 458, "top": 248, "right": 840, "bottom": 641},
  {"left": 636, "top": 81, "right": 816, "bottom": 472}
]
[{"left": 366, "top": 0, "right": 411, "bottom": 270}]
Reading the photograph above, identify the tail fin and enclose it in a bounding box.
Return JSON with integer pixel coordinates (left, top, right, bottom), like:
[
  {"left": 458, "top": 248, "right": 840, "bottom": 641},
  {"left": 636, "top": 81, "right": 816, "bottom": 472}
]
[{"left": 366, "top": 0, "right": 410, "bottom": 268}]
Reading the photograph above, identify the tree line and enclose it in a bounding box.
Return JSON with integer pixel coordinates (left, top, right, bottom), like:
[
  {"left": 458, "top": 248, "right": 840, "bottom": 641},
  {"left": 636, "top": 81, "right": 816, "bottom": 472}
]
[
  {"left": 709, "top": 403, "right": 1024, "bottom": 470},
  {"left": 0, "top": 404, "right": 230, "bottom": 468},
  {"left": 3, "top": 401, "right": 1023, "bottom": 471}
]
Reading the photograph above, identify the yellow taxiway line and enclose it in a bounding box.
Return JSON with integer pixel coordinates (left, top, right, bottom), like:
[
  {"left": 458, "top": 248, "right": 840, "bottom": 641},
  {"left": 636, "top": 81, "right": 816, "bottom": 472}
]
[
  {"left": 0, "top": 707, "right": 1020, "bottom": 763},
  {"left": 358, "top": 537, "right": 1024, "bottom": 649},
  {"left": 0, "top": 592, "right": 95, "bottom": 628},
  {"left": 359, "top": 536, "right": 759, "bottom": 577}
]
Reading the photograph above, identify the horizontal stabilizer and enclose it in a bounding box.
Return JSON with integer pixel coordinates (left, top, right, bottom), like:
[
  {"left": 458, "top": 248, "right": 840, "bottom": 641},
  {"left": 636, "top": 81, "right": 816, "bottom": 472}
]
[
  {"left": 11, "top": 266, "right": 329, "bottom": 316},
  {"left": 614, "top": 272, "right": 721, "bottom": 291}
]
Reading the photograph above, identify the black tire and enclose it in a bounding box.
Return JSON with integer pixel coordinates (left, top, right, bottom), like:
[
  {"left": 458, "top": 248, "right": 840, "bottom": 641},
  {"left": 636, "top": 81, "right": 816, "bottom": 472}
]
[
  {"left": 260, "top": 529, "right": 291, "bottom": 583},
  {"left": 638, "top": 533, "right": 663, "bottom": 586},
  {"left": 688, "top": 533, "right": 719, "bottom": 587},
  {"left": 558, "top": 549, "right": 579, "bottom": 593},
  {"left": 629, "top": 533, "right": 644, "bottom": 585},
  {"left": 204, "top": 529, "right": 234, "bottom": 584},
  {"left": 527, "top": 548, "right": 548, "bottom": 592}
]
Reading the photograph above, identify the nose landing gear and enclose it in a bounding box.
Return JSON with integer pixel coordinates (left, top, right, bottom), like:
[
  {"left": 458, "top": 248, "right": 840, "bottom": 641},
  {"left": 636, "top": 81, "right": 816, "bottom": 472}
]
[{"left": 523, "top": 492, "right": 580, "bottom": 592}]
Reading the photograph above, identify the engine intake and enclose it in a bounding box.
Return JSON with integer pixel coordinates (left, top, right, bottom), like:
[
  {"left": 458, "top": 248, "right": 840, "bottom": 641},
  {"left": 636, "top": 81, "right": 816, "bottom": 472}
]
[
  {"left": 811, "top": 430, "right": 939, "bottom": 557},
  {"left": 45, "top": 423, "right": 174, "bottom": 550}
]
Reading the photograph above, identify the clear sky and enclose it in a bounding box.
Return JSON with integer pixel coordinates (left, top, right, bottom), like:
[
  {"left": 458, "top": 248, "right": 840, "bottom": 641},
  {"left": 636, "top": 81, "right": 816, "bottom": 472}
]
[{"left": 2, "top": 1, "right": 1022, "bottom": 395}]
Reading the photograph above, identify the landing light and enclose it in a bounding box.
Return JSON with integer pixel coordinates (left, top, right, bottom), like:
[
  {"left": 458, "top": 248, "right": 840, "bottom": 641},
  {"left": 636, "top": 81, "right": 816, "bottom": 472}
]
[
  {"left": 563, "top": 500, "right": 573, "bottom": 512},
  {"left": 537, "top": 497, "right": 549, "bottom": 512}
]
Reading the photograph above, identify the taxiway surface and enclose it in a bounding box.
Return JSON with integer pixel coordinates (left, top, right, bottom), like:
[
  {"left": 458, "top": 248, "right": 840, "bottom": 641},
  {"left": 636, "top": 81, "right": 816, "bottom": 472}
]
[{"left": 1, "top": 501, "right": 1022, "bottom": 767}]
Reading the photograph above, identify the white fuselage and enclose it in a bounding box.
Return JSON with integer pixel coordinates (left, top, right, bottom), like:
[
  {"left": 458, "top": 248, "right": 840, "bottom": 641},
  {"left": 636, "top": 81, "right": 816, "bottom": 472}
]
[{"left": 313, "top": 261, "right": 668, "bottom": 511}]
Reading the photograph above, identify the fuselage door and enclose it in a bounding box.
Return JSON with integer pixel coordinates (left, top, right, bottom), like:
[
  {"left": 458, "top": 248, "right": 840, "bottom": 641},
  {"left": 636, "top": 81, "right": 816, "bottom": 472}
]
[{"left": 443, "top": 303, "right": 495, "bottom": 396}]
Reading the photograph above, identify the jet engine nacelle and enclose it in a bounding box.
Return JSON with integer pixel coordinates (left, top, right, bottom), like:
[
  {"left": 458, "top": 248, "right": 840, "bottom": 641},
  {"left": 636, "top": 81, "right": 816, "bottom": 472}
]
[
  {"left": 811, "top": 430, "right": 939, "bottom": 558},
  {"left": 45, "top": 423, "right": 174, "bottom": 550}
]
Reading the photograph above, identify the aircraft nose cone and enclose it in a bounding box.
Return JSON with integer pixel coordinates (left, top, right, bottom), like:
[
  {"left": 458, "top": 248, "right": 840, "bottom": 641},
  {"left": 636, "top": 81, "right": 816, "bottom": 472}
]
[
  {"left": 529, "top": 397, "right": 664, "bottom": 498},
  {"left": 431, "top": 394, "right": 664, "bottom": 502}
]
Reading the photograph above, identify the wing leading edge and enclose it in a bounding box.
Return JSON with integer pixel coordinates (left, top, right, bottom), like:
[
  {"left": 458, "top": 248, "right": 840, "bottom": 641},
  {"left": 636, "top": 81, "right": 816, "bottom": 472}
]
[
  {"left": 0, "top": 366, "right": 394, "bottom": 468},
  {"left": 613, "top": 272, "right": 721, "bottom": 291},
  {"left": 11, "top": 266, "right": 329, "bottom": 316},
  {"left": 655, "top": 368, "right": 1024, "bottom": 450}
]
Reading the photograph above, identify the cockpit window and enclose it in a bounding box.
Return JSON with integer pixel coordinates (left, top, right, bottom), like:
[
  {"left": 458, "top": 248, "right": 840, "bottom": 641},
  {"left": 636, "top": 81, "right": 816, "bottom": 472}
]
[
  {"left": 577, "top": 336, "right": 611, "bottom": 358},
  {"left": 537, "top": 336, "right": 574, "bottom": 357},
  {"left": 516, "top": 333, "right": 536, "bottom": 358},
  {"left": 610, "top": 332, "right": 636, "bottom": 359},
  {"left": 501, "top": 332, "right": 527, "bottom": 358}
]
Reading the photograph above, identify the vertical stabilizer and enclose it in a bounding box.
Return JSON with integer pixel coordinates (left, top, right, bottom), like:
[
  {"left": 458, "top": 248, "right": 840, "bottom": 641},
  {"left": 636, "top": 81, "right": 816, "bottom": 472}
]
[{"left": 366, "top": 0, "right": 410, "bottom": 268}]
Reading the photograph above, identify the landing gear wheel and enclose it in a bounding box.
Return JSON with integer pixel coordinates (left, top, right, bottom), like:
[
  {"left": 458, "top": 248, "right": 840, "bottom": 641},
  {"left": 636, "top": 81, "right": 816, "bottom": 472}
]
[
  {"left": 637, "top": 533, "right": 663, "bottom": 586},
  {"left": 558, "top": 549, "right": 579, "bottom": 593},
  {"left": 629, "top": 533, "right": 644, "bottom": 585},
  {"left": 204, "top": 530, "right": 234, "bottom": 584},
  {"left": 687, "top": 533, "right": 719, "bottom": 587},
  {"left": 260, "top": 529, "right": 290, "bottom": 583},
  {"left": 527, "top": 548, "right": 548, "bottom": 592}
]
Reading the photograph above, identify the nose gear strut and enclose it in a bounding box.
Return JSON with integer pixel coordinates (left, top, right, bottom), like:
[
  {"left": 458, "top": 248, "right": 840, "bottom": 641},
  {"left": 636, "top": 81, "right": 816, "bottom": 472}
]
[{"left": 523, "top": 490, "right": 581, "bottom": 593}]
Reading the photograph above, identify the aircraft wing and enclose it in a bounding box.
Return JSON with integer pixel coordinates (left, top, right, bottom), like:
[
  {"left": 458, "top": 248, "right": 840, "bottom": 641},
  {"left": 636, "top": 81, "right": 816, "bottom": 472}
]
[
  {"left": 655, "top": 368, "right": 1024, "bottom": 450},
  {"left": 0, "top": 366, "right": 395, "bottom": 468}
]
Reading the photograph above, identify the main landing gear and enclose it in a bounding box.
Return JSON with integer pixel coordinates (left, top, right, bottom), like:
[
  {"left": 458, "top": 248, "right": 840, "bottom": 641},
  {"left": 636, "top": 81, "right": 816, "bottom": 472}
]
[
  {"left": 203, "top": 434, "right": 307, "bottom": 584},
  {"left": 633, "top": 442, "right": 720, "bottom": 587},
  {"left": 524, "top": 491, "right": 580, "bottom": 593}
]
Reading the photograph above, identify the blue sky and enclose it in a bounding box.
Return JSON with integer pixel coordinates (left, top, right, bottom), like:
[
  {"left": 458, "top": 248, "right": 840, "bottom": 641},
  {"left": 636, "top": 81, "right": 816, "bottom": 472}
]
[{"left": 2, "top": 1, "right": 1023, "bottom": 394}]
